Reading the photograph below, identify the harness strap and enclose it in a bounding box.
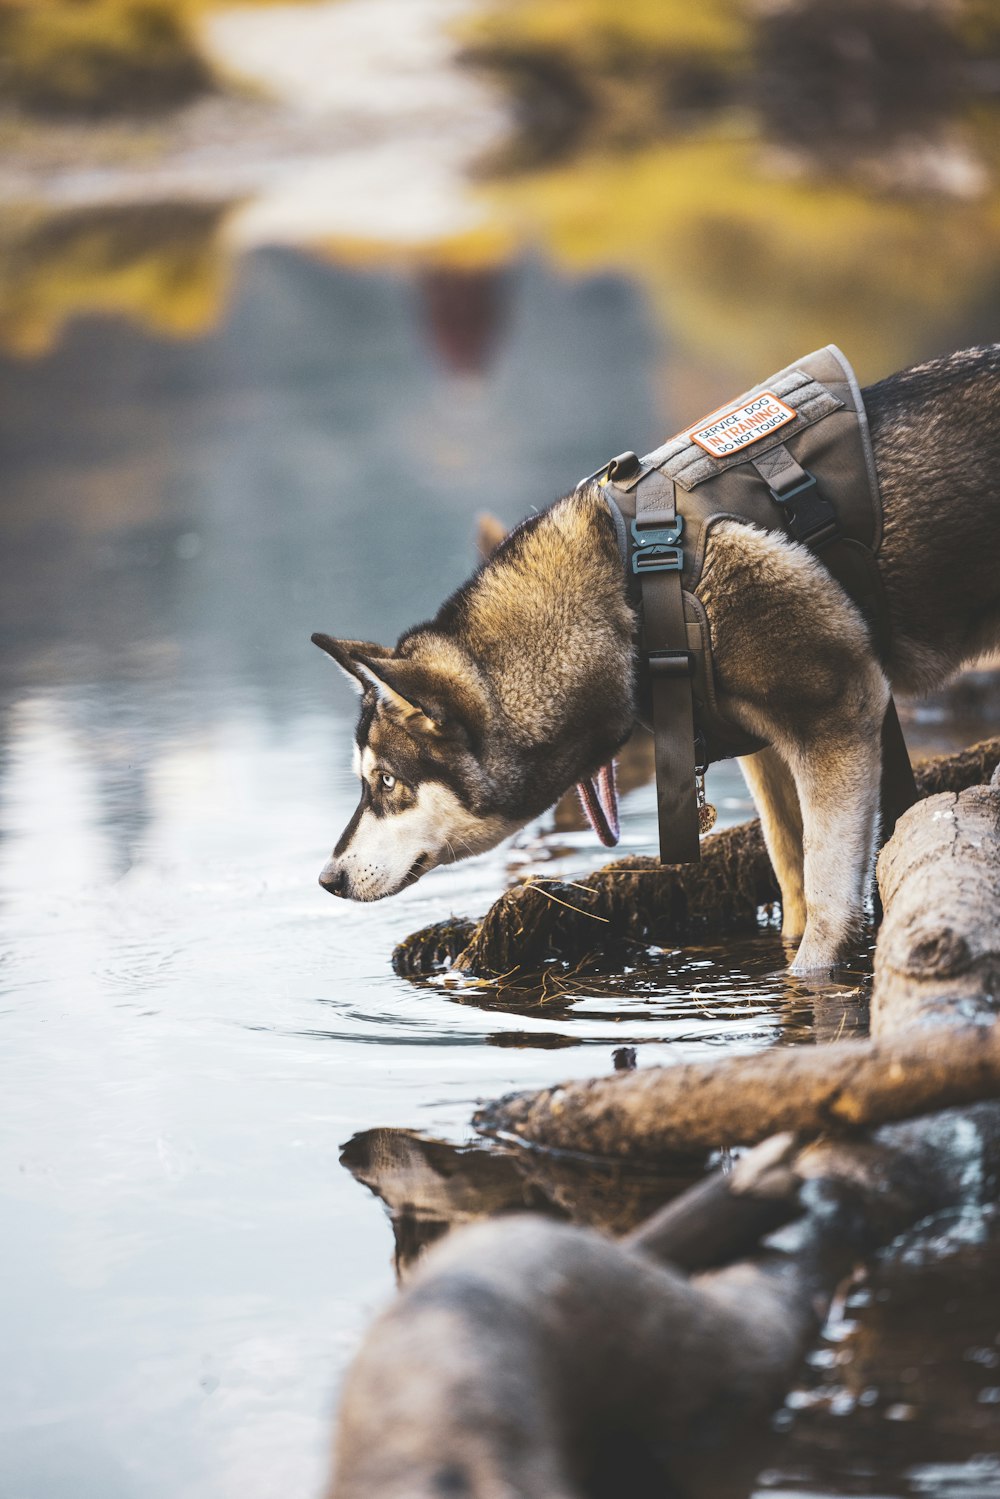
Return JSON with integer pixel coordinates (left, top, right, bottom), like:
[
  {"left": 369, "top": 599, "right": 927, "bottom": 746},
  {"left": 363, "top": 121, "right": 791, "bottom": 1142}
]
[
  {"left": 751, "top": 442, "right": 916, "bottom": 841},
  {"left": 880, "top": 697, "right": 918, "bottom": 841},
  {"left": 751, "top": 442, "right": 839, "bottom": 548},
  {"left": 607, "top": 461, "right": 702, "bottom": 864},
  {"left": 752, "top": 445, "right": 916, "bottom": 837}
]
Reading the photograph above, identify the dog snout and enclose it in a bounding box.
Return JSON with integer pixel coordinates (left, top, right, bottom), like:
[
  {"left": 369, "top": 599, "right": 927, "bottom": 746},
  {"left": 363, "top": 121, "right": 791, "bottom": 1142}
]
[{"left": 319, "top": 861, "right": 349, "bottom": 898}]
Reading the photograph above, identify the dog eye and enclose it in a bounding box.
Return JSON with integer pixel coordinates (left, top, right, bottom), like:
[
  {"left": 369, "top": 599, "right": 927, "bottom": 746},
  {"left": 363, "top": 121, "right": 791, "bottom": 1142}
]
[{"left": 380, "top": 772, "right": 397, "bottom": 790}]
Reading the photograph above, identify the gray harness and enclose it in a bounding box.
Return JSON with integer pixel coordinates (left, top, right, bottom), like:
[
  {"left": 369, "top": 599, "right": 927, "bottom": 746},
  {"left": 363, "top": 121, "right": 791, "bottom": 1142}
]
[{"left": 580, "top": 344, "right": 916, "bottom": 863}]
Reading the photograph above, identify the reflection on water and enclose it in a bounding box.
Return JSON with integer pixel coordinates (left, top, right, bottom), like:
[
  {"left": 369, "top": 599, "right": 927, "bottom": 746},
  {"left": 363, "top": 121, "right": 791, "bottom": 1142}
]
[
  {"left": 0, "top": 200, "right": 235, "bottom": 357},
  {"left": 2, "top": 3, "right": 1000, "bottom": 1494},
  {"left": 2, "top": 242, "right": 999, "bottom": 1499},
  {"left": 340, "top": 1125, "right": 705, "bottom": 1279},
  {"left": 769, "top": 1223, "right": 1000, "bottom": 1498},
  {"left": 339, "top": 1129, "right": 1000, "bottom": 1496},
  {"left": 412, "top": 932, "right": 868, "bottom": 1044}
]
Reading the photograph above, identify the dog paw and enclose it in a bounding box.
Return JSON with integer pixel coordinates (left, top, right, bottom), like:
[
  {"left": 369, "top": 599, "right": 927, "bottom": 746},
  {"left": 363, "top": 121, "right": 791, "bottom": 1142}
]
[{"left": 788, "top": 940, "right": 836, "bottom": 977}]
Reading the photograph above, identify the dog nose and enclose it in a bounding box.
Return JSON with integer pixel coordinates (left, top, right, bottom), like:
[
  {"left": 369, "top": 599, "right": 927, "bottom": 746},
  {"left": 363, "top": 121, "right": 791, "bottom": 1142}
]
[{"left": 319, "top": 863, "right": 349, "bottom": 898}]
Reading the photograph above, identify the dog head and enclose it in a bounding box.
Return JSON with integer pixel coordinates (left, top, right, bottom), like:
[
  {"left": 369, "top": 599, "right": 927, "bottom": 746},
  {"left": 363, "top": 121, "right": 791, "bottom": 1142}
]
[{"left": 311, "top": 632, "right": 521, "bottom": 901}]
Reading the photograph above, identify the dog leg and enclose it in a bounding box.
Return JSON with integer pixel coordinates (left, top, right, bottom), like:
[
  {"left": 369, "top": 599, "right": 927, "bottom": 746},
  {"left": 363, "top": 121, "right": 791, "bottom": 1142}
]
[
  {"left": 739, "top": 746, "right": 806, "bottom": 939},
  {"left": 698, "top": 520, "right": 892, "bottom": 973},
  {"left": 784, "top": 721, "right": 884, "bottom": 975}
]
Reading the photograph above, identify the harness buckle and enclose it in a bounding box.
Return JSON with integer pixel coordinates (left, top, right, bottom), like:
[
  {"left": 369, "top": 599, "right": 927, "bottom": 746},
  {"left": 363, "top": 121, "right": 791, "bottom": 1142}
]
[
  {"left": 633, "top": 548, "right": 683, "bottom": 574},
  {"left": 769, "top": 470, "right": 817, "bottom": 502},
  {"left": 648, "top": 649, "right": 692, "bottom": 676},
  {"left": 630, "top": 514, "right": 683, "bottom": 573},
  {"left": 766, "top": 470, "right": 839, "bottom": 548}
]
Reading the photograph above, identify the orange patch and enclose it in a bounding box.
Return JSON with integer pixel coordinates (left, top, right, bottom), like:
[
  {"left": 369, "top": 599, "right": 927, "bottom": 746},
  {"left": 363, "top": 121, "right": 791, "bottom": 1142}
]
[{"left": 689, "top": 390, "right": 797, "bottom": 459}]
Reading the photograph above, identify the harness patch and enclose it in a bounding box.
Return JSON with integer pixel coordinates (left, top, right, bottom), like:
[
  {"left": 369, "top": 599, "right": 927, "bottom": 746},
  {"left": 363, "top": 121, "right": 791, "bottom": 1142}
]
[{"left": 688, "top": 390, "right": 797, "bottom": 459}]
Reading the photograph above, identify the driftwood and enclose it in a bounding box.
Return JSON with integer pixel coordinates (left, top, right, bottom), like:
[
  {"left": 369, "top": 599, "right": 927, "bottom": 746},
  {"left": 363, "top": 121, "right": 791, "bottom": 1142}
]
[
  {"left": 393, "top": 737, "right": 1000, "bottom": 979},
  {"left": 871, "top": 762, "right": 1000, "bottom": 1034},
  {"left": 328, "top": 1105, "right": 1000, "bottom": 1499},
  {"left": 474, "top": 755, "right": 1000, "bottom": 1158},
  {"left": 474, "top": 1023, "right": 1000, "bottom": 1159}
]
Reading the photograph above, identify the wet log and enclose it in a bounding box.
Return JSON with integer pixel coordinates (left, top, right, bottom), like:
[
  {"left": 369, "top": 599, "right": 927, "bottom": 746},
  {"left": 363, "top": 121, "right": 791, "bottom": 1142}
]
[
  {"left": 328, "top": 1103, "right": 1000, "bottom": 1499},
  {"left": 393, "top": 737, "right": 1000, "bottom": 979},
  {"left": 474, "top": 1022, "right": 1000, "bottom": 1159},
  {"left": 623, "top": 1130, "right": 802, "bottom": 1270},
  {"left": 474, "top": 748, "right": 1000, "bottom": 1159},
  {"left": 871, "top": 762, "right": 1000, "bottom": 1035}
]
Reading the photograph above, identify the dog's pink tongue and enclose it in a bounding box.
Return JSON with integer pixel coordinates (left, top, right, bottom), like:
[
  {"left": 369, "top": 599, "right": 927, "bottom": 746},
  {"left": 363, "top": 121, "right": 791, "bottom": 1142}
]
[{"left": 576, "top": 761, "right": 620, "bottom": 847}]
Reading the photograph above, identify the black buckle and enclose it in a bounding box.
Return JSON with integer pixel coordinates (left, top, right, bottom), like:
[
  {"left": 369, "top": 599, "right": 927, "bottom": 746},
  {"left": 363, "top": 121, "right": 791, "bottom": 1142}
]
[
  {"left": 767, "top": 471, "right": 839, "bottom": 547},
  {"left": 631, "top": 515, "right": 683, "bottom": 574},
  {"left": 769, "top": 470, "right": 817, "bottom": 503},
  {"left": 648, "top": 649, "right": 692, "bottom": 676}
]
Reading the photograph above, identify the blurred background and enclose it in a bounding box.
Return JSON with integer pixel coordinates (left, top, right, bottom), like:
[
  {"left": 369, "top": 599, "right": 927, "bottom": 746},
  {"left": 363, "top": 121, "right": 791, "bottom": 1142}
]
[{"left": 2, "top": 3, "right": 1000, "bottom": 1497}]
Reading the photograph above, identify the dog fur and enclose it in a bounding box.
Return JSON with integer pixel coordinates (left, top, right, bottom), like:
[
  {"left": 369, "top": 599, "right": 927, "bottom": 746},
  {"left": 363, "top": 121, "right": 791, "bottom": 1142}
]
[{"left": 313, "top": 346, "right": 1000, "bottom": 973}]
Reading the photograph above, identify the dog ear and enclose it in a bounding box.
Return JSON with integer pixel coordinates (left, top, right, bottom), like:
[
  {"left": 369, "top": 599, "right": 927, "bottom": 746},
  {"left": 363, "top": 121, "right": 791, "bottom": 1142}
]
[
  {"left": 475, "top": 512, "right": 507, "bottom": 560},
  {"left": 352, "top": 653, "right": 479, "bottom": 743},
  {"left": 352, "top": 653, "right": 449, "bottom": 736},
  {"left": 312, "top": 634, "right": 479, "bottom": 741},
  {"left": 311, "top": 634, "right": 392, "bottom": 693}
]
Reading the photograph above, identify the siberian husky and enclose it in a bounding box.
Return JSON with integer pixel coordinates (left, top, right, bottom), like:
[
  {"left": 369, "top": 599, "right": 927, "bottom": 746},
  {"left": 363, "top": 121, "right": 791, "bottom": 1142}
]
[{"left": 313, "top": 346, "right": 1000, "bottom": 974}]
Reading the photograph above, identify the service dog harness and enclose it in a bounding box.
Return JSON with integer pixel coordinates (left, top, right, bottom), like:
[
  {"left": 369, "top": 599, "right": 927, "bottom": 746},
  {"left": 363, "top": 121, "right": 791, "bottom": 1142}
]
[{"left": 576, "top": 344, "right": 917, "bottom": 864}]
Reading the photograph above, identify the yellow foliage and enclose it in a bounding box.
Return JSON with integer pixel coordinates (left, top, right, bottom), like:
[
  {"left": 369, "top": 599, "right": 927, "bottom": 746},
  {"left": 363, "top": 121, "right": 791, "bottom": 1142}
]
[
  {"left": 478, "top": 131, "right": 1000, "bottom": 382},
  {"left": 0, "top": 0, "right": 324, "bottom": 114},
  {"left": 0, "top": 203, "right": 233, "bottom": 356},
  {"left": 448, "top": 0, "right": 1000, "bottom": 382},
  {"left": 461, "top": 0, "right": 748, "bottom": 66},
  {"left": 0, "top": 0, "right": 209, "bottom": 114}
]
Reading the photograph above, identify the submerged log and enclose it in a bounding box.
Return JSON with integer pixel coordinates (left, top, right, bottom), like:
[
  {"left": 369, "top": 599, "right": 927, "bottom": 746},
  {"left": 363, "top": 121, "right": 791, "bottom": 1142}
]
[
  {"left": 475, "top": 749, "right": 1000, "bottom": 1159},
  {"left": 328, "top": 1104, "right": 1000, "bottom": 1499},
  {"left": 393, "top": 737, "right": 1000, "bottom": 979}
]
